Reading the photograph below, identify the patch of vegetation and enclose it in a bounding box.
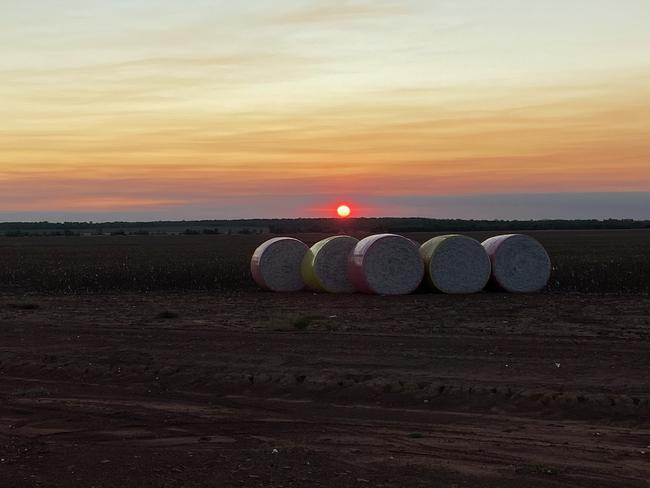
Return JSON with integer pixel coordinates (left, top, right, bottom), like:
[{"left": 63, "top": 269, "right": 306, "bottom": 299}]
[
  {"left": 515, "top": 464, "right": 560, "bottom": 476},
  {"left": 292, "top": 315, "right": 326, "bottom": 330},
  {"left": 7, "top": 303, "right": 40, "bottom": 310},
  {"left": 293, "top": 316, "right": 312, "bottom": 330},
  {"left": 156, "top": 311, "right": 179, "bottom": 320},
  {"left": 407, "top": 432, "right": 426, "bottom": 439},
  {"left": 13, "top": 386, "right": 51, "bottom": 398}
]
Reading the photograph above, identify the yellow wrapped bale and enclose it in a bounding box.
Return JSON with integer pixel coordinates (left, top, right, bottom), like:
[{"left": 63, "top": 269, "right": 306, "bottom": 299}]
[
  {"left": 301, "top": 235, "right": 358, "bottom": 293},
  {"left": 419, "top": 234, "right": 491, "bottom": 294}
]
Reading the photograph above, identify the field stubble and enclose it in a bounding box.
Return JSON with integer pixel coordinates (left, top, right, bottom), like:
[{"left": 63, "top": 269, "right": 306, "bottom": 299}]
[{"left": 0, "top": 230, "right": 648, "bottom": 294}]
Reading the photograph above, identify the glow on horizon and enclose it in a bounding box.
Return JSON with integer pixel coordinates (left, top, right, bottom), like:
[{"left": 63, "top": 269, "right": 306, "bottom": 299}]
[{"left": 1, "top": 1, "right": 650, "bottom": 220}]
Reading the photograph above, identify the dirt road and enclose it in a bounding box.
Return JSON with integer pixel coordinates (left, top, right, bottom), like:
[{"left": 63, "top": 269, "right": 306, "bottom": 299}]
[{"left": 1, "top": 292, "right": 648, "bottom": 487}]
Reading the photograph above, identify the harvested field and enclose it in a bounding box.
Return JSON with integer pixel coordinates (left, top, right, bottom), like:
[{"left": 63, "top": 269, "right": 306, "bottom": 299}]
[
  {"left": 0, "top": 229, "right": 648, "bottom": 294},
  {"left": 0, "top": 229, "right": 649, "bottom": 487}
]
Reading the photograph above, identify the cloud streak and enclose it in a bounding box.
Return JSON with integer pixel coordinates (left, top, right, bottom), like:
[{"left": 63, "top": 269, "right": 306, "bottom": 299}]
[{"left": 266, "top": 0, "right": 405, "bottom": 25}]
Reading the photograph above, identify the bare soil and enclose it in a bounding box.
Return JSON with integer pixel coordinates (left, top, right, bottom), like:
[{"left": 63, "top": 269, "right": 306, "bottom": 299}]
[{"left": 1, "top": 291, "right": 649, "bottom": 487}]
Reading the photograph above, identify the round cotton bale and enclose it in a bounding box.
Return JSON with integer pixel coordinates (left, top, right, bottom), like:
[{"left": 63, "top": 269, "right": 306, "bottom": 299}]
[
  {"left": 419, "top": 234, "right": 491, "bottom": 294},
  {"left": 482, "top": 234, "right": 551, "bottom": 293},
  {"left": 348, "top": 234, "right": 424, "bottom": 295},
  {"left": 250, "top": 237, "right": 308, "bottom": 292},
  {"left": 301, "top": 235, "right": 359, "bottom": 293}
]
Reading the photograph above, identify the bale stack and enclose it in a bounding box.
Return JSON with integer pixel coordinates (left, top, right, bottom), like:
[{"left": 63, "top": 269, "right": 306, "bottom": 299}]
[
  {"left": 419, "top": 234, "right": 491, "bottom": 294},
  {"left": 250, "top": 237, "right": 308, "bottom": 292},
  {"left": 301, "top": 235, "right": 359, "bottom": 293},
  {"left": 348, "top": 234, "right": 424, "bottom": 295},
  {"left": 482, "top": 234, "right": 551, "bottom": 293}
]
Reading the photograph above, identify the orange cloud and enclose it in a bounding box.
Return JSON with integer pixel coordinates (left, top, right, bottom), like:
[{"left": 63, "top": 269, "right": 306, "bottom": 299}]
[{"left": 1, "top": 72, "right": 649, "bottom": 216}]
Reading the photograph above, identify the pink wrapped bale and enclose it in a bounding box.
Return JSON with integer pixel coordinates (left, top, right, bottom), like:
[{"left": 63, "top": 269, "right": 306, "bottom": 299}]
[
  {"left": 251, "top": 237, "right": 308, "bottom": 292},
  {"left": 482, "top": 234, "right": 551, "bottom": 293},
  {"left": 348, "top": 234, "right": 424, "bottom": 295}
]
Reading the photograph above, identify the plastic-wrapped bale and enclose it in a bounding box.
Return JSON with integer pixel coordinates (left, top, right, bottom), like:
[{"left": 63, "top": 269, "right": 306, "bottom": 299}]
[
  {"left": 482, "top": 234, "right": 551, "bottom": 293},
  {"left": 348, "top": 234, "right": 424, "bottom": 295},
  {"left": 251, "top": 237, "right": 308, "bottom": 292},
  {"left": 301, "top": 235, "right": 359, "bottom": 293},
  {"left": 419, "top": 234, "right": 491, "bottom": 294}
]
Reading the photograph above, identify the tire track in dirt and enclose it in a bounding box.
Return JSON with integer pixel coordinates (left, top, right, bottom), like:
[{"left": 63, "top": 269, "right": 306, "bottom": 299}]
[{"left": 2, "top": 390, "right": 649, "bottom": 487}]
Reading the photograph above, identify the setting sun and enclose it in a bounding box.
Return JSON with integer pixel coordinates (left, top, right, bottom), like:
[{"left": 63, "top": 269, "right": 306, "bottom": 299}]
[{"left": 337, "top": 205, "right": 351, "bottom": 218}]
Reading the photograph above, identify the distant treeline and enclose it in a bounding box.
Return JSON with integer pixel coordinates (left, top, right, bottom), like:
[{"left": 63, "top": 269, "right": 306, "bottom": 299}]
[
  {"left": 264, "top": 218, "right": 650, "bottom": 234},
  {"left": 0, "top": 218, "right": 649, "bottom": 236}
]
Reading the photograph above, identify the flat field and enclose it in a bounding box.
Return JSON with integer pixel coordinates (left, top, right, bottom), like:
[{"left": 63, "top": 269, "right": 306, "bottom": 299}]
[{"left": 0, "top": 230, "right": 649, "bottom": 487}]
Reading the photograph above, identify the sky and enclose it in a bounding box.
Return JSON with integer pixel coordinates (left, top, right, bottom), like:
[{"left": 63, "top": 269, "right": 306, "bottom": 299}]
[{"left": 1, "top": 0, "right": 649, "bottom": 221}]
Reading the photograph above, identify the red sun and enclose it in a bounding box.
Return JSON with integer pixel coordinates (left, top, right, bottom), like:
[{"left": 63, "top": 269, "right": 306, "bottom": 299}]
[{"left": 336, "top": 204, "right": 351, "bottom": 218}]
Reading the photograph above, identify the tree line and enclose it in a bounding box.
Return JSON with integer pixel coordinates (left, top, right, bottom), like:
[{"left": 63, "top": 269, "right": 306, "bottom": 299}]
[{"left": 1, "top": 218, "right": 649, "bottom": 236}]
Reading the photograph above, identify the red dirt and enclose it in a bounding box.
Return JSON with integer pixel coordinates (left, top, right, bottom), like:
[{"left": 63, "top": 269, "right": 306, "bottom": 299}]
[{"left": 1, "top": 291, "right": 649, "bottom": 487}]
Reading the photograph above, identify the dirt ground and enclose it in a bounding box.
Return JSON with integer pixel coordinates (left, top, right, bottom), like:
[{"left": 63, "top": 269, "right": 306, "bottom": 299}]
[{"left": 0, "top": 291, "right": 649, "bottom": 487}]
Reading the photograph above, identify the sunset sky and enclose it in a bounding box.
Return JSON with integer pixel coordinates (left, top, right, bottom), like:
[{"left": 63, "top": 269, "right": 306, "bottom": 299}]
[{"left": 1, "top": 0, "right": 649, "bottom": 220}]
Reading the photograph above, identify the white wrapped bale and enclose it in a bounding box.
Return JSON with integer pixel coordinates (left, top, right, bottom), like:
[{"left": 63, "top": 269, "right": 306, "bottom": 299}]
[
  {"left": 348, "top": 234, "right": 424, "bottom": 295},
  {"left": 419, "top": 235, "right": 491, "bottom": 294},
  {"left": 301, "top": 235, "right": 359, "bottom": 293},
  {"left": 250, "top": 237, "right": 308, "bottom": 292},
  {"left": 482, "top": 234, "right": 551, "bottom": 293}
]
